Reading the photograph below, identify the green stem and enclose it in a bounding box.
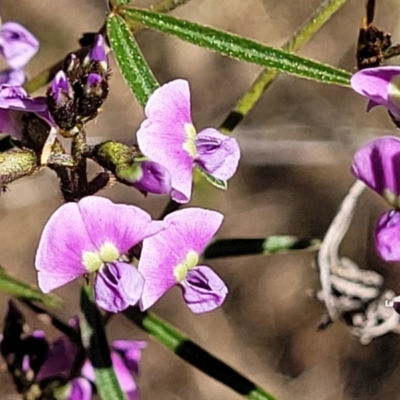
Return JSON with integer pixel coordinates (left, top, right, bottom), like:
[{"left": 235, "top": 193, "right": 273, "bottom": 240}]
[
  {"left": 80, "top": 286, "right": 126, "bottom": 400},
  {"left": 220, "top": 0, "right": 348, "bottom": 133},
  {"left": 124, "top": 307, "right": 277, "bottom": 400},
  {"left": 203, "top": 236, "right": 320, "bottom": 259}
]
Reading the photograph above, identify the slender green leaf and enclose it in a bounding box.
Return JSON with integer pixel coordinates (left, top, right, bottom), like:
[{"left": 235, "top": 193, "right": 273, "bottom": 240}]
[
  {"left": 197, "top": 167, "right": 227, "bottom": 190},
  {"left": 107, "top": 14, "right": 158, "bottom": 106},
  {"left": 0, "top": 268, "right": 61, "bottom": 308},
  {"left": 80, "top": 286, "right": 125, "bottom": 400},
  {"left": 122, "top": 8, "right": 351, "bottom": 86}
]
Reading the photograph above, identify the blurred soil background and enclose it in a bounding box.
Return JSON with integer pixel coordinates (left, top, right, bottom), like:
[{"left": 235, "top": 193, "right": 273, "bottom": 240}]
[{"left": 1, "top": 0, "right": 400, "bottom": 399}]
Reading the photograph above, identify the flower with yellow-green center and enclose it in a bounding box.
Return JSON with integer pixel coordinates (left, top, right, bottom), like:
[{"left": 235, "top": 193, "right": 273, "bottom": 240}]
[
  {"left": 137, "top": 79, "right": 240, "bottom": 203},
  {"left": 138, "top": 207, "right": 228, "bottom": 314},
  {"left": 35, "top": 196, "right": 163, "bottom": 313}
]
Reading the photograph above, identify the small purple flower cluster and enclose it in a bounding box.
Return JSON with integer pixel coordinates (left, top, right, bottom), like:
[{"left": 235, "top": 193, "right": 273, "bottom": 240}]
[{"left": 0, "top": 22, "right": 240, "bottom": 316}]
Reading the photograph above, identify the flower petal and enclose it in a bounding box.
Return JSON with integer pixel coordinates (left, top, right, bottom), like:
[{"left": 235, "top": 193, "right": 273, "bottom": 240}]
[
  {"left": 0, "top": 68, "right": 25, "bottom": 86},
  {"left": 181, "top": 266, "right": 228, "bottom": 313},
  {"left": 138, "top": 207, "right": 223, "bottom": 310},
  {"left": 137, "top": 79, "right": 195, "bottom": 203},
  {"left": 67, "top": 377, "right": 92, "bottom": 400},
  {"left": 351, "top": 136, "right": 400, "bottom": 204},
  {"left": 375, "top": 210, "right": 400, "bottom": 262},
  {"left": 0, "top": 22, "right": 39, "bottom": 69},
  {"left": 36, "top": 336, "right": 77, "bottom": 381},
  {"left": 76, "top": 196, "right": 162, "bottom": 255},
  {"left": 0, "top": 86, "right": 47, "bottom": 112},
  {"left": 95, "top": 262, "right": 144, "bottom": 312},
  {"left": 195, "top": 128, "right": 240, "bottom": 180},
  {"left": 351, "top": 67, "right": 400, "bottom": 119},
  {"left": 111, "top": 352, "right": 137, "bottom": 393},
  {"left": 35, "top": 202, "right": 97, "bottom": 293},
  {"left": 112, "top": 340, "right": 146, "bottom": 375}
]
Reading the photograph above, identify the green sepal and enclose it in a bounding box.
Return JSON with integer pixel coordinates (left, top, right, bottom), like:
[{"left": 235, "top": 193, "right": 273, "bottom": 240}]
[{"left": 197, "top": 167, "right": 228, "bottom": 190}]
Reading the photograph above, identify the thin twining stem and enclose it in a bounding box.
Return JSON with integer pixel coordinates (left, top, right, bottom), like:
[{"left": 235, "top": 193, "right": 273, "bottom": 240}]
[
  {"left": 23, "top": 0, "right": 192, "bottom": 94},
  {"left": 317, "top": 180, "right": 366, "bottom": 320},
  {"left": 219, "top": 0, "right": 348, "bottom": 133},
  {"left": 123, "top": 307, "right": 277, "bottom": 400}
]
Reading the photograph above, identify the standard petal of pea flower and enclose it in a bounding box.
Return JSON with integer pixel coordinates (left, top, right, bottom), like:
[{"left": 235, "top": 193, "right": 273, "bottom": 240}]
[
  {"left": 136, "top": 79, "right": 240, "bottom": 203},
  {"left": 0, "top": 22, "right": 39, "bottom": 70},
  {"left": 351, "top": 136, "right": 400, "bottom": 262},
  {"left": 138, "top": 207, "right": 228, "bottom": 313},
  {"left": 351, "top": 66, "right": 400, "bottom": 122},
  {"left": 35, "top": 196, "right": 163, "bottom": 313}
]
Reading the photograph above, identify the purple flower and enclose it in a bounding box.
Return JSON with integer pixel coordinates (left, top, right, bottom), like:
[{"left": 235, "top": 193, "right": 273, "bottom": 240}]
[
  {"left": 0, "top": 22, "right": 39, "bottom": 86},
  {"left": 351, "top": 67, "right": 400, "bottom": 122},
  {"left": 116, "top": 159, "right": 172, "bottom": 195},
  {"left": 37, "top": 332, "right": 145, "bottom": 400},
  {"left": 0, "top": 22, "right": 39, "bottom": 70},
  {"left": 351, "top": 136, "right": 400, "bottom": 261},
  {"left": 0, "top": 85, "right": 49, "bottom": 139},
  {"left": 138, "top": 207, "right": 228, "bottom": 313},
  {"left": 136, "top": 79, "right": 240, "bottom": 203},
  {"left": 35, "top": 196, "right": 163, "bottom": 313}
]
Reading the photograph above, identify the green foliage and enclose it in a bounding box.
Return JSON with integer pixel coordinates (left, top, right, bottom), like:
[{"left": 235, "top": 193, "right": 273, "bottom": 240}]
[
  {"left": 107, "top": 14, "right": 159, "bottom": 107},
  {"left": 122, "top": 8, "right": 351, "bottom": 86}
]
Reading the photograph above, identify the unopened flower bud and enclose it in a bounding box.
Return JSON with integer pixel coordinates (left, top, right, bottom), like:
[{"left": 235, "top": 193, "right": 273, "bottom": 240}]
[
  {"left": 83, "top": 34, "right": 108, "bottom": 74},
  {"left": 63, "top": 52, "right": 82, "bottom": 84},
  {"left": 47, "top": 70, "right": 78, "bottom": 131},
  {"left": 116, "top": 160, "right": 171, "bottom": 195},
  {"left": 79, "top": 72, "right": 109, "bottom": 121},
  {"left": 91, "top": 140, "right": 170, "bottom": 195}
]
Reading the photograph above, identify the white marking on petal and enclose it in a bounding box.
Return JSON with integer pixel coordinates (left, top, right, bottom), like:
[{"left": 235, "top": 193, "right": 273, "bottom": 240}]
[
  {"left": 183, "top": 123, "right": 197, "bottom": 158},
  {"left": 173, "top": 250, "right": 199, "bottom": 282},
  {"left": 388, "top": 75, "right": 400, "bottom": 106}
]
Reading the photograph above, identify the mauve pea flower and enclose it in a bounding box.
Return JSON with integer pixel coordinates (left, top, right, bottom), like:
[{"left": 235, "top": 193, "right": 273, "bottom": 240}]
[
  {"left": 35, "top": 196, "right": 163, "bottom": 313},
  {"left": 351, "top": 67, "right": 400, "bottom": 122},
  {"left": 0, "top": 22, "right": 39, "bottom": 70},
  {"left": 138, "top": 207, "right": 228, "bottom": 313},
  {"left": 136, "top": 79, "right": 240, "bottom": 203},
  {"left": 0, "top": 85, "right": 49, "bottom": 139},
  {"left": 351, "top": 135, "right": 400, "bottom": 261}
]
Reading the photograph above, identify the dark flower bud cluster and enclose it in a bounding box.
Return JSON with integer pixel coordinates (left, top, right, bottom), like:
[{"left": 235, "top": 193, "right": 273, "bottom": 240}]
[{"left": 47, "top": 35, "right": 109, "bottom": 136}]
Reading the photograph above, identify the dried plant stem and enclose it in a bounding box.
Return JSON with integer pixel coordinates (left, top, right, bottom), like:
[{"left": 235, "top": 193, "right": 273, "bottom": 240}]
[
  {"left": 220, "top": 0, "right": 348, "bottom": 133},
  {"left": 317, "top": 180, "right": 365, "bottom": 320}
]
